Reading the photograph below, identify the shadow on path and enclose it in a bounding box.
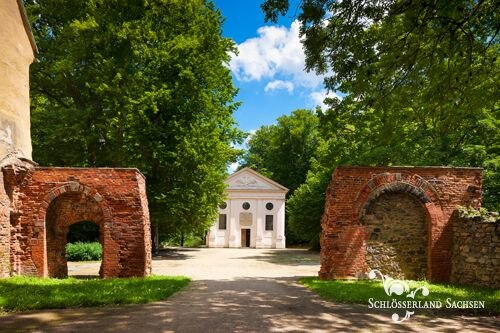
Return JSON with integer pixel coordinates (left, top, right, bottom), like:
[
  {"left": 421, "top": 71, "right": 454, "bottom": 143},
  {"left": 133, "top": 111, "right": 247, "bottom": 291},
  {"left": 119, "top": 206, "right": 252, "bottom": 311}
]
[
  {"left": 234, "top": 249, "right": 320, "bottom": 266},
  {"left": 0, "top": 276, "right": 498, "bottom": 333},
  {"left": 152, "top": 248, "right": 200, "bottom": 261}
]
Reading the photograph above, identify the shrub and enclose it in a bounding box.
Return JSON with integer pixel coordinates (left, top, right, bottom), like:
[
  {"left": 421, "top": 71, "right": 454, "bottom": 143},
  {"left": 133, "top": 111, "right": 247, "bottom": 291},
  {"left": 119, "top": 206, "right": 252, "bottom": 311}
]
[{"left": 65, "top": 242, "right": 102, "bottom": 261}]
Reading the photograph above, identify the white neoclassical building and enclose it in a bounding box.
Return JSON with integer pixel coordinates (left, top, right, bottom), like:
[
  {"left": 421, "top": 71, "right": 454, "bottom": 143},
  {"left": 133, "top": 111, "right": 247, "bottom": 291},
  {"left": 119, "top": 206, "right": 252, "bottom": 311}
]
[{"left": 207, "top": 168, "right": 288, "bottom": 248}]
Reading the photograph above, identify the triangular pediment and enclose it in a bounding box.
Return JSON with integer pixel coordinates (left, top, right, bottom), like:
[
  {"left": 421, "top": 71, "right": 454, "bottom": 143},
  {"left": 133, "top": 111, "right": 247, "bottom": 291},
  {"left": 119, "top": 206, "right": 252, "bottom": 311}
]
[{"left": 226, "top": 168, "right": 288, "bottom": 192}]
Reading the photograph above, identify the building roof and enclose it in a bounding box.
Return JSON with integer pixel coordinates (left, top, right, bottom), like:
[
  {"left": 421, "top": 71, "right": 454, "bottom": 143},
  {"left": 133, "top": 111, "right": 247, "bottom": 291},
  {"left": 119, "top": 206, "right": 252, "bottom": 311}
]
[
  {"left": 226, "top": 167, "right": 289, "bottom": 193},
  {"left": 16, "top": 0, "right": 38, "bottom": 56}
]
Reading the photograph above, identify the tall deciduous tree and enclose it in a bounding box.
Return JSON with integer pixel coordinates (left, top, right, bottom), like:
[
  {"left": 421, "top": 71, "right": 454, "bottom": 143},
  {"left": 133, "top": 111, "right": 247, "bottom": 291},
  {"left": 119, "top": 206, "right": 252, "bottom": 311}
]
[
  {"left": 243, "top": 109, "right": 319, "bottom": 243},
  {"left": 262, "top": 0, "right": 499, "bottom": 246},
  {"left": 243, "top": 109, "right": 319, "bottom": 194},
  {"left": 25, "top": 0, "right": 244, "bottom": 243}
]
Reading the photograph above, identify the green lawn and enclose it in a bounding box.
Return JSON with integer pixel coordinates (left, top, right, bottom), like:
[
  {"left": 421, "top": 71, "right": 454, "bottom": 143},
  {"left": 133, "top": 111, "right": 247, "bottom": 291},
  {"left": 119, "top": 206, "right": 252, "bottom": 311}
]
[
  {"left": 300, "top": 277, "right": 500, "bottom": 316},
  {"left": 0, "top": 276, "right": 190, "bottom": 313}
]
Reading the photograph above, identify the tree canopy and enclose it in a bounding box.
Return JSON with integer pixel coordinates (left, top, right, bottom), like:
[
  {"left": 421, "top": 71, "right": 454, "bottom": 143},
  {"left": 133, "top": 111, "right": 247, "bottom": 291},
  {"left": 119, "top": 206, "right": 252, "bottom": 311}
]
[
  {"left": 242, "top": 109, "right": 319, "bottom": 244},
  {"left": 260, "top": 0, "right": 499, "bottom": 246},
  {"left": 243, "top": 109, "right": 319, "bottom": 195},
  {"left": 25, "top": 0, "right": 244, "bottom": 243}
]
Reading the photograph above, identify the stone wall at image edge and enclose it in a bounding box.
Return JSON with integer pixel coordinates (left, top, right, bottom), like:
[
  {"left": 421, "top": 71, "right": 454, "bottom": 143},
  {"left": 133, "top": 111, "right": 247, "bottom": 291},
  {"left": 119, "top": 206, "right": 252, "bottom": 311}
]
[{"left": 451, "top": 210, "right": 500, "bottom": 288}]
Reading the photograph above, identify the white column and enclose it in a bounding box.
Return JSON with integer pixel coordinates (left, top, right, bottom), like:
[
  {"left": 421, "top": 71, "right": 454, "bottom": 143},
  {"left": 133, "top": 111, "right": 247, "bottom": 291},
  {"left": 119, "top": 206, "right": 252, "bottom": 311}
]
[
  {"left": 207, "top": 222, "right": 216, "bottom": 247},
  {"left": 275, "top": 200, "right": 286, "bottom": 248},
  {"left": 255, "top": 199, "right": 263, "bottom": 248},
  {"left": 228, "top": 199, "right": 239, "bottom": 248},
  {"left": 224, "top": 203, "right": 231, "bottom": 247}
]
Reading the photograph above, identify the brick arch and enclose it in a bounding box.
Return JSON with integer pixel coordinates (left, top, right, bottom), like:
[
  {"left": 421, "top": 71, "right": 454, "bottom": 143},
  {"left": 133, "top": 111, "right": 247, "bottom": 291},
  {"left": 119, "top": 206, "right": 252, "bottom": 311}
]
[
  {"left": 356, "top": 180, "right": 443, "bottom": 225},
  {"left": 319, "top": 167, "right": 481, "bottom": 282},
  {"left": 37, "top": 182, "right": 118, "bottom": 278},
  {"left": 354, "top": 174, "right": 445, "bottom": 280},
  {"left": 354, "top": 172, "right": 442, "bottom": 220},
  {"left": 354, "top": 173, "right": 446, "bottom": 238},
  {"left": 37, "top": 182, "right": 112, "bottom": 222},
  {"left": 12, "top": 168, "right": 150, "bottom": 278},
  {"left": 360, "top": 189, "right": 430, "bottom": 280}
]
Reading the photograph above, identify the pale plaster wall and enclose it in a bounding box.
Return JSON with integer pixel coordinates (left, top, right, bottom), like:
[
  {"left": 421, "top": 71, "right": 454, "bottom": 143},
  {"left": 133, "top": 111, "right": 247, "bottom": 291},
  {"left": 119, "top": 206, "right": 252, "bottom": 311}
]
[
  {"left": 208, "top": 194, "right": 286, "bottom": 249},
  {"left": 207, "top": 168, "right": 287, "bottom": 249},
  {"left": 0, "top": 0, "right": 35, "bottom": 160}
]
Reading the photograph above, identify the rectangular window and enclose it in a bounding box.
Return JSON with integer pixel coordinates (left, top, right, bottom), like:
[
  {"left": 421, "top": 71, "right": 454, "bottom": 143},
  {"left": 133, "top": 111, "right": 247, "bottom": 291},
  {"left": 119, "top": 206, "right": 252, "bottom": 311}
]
[
  {"left": 265, "top": 215, "right": 274, "bottom": 231},
  {"left": 218, "top": 214, "right": 227, "bottom": 230}
]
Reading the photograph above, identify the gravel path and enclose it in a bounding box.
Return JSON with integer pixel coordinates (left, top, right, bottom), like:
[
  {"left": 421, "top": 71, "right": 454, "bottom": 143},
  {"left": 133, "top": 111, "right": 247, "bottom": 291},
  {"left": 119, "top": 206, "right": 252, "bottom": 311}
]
[{"left": 0, "top": 248, "right": 498, "bottom": 332}]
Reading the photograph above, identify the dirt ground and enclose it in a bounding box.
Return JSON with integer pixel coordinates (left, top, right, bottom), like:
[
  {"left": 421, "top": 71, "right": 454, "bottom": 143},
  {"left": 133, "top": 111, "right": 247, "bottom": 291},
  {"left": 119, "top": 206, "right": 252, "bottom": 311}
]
[{"left": 0, "top": 248, "right": 498, "bottom": 332}]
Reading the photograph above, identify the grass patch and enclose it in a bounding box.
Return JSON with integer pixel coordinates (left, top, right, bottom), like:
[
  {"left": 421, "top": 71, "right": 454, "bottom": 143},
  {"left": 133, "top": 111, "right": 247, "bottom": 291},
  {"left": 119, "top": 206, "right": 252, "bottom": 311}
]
[
  {"left": 300, "top": 277, "right": 499, "bottom": 316},
  {"left": 0, "top": 276, "right": 190, "bottom": 312}
]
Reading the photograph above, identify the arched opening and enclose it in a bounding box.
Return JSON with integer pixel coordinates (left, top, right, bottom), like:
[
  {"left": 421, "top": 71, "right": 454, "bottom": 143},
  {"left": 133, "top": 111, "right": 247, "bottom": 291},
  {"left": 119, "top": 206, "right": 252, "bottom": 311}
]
[
  {"left": 45, "top": 191, "right": 104, "bottom": 278},
  {"left": 361, "top": 192, "right": 428, "bottom": 280},
  {"left": 67, "top": 221, "right": 100, "bottom": 243},
  {"left": 65, "top": 221, "right": 102, "bottom": 277}
]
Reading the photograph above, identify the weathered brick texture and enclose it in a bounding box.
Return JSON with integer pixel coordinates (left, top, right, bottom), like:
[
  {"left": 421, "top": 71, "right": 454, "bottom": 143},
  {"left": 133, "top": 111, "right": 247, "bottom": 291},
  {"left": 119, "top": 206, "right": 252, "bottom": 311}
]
[
  {"left": 9, "top": 167, "right": 151, "bottom": 278},
  {"left": 0, "top": 172, "right": 10, "bottom": 277},
  {"left": 320, "top": 166, "right": 482, "bottom": 282}
]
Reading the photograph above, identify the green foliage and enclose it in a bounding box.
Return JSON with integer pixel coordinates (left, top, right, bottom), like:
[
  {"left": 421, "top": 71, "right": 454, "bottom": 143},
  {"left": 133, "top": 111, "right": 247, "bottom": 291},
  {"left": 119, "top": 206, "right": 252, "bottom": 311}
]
[
  {"left": 456, "top": 206, "right": 489, "bottom": 218},
  {"left": 242, "top": 109, "right": 319, "bottom": 243},
  {"left": 160, "top": 226, "right": 206, "bottom": 248},
  {"left": 483, "top": 156, "right": 500, "bottom": 212},
  {"left": 456, "top": 206, "right": 499, "bottom": 222},
  {"left": 287, "top": 168, "right": 330, "bottom": 249},
  {"left": 261, "top": 0, "right": 500, "bottom": 246},
  {"left": 300, "top": 278, "right": 500, "bottom": 315},
  {"left": 65, "top": 242, "right": 102, "bottom": 261},
  {"left": 24, "top": 0, "right": 244, "bottom": 242},
  {"left": 243, "top": 109, "right": 319, "bottom": 195},
  {"left": 67, "top": 221, "right": 100, "bottom": 243},
  {"left": 0, "top": 276, "right": 190, "bottom": 312}
]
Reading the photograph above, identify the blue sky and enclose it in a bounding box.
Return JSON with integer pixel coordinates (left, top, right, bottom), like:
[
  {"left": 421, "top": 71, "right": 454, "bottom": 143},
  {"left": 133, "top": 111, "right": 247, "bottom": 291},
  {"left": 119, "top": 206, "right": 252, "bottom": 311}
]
[{"left": 213, "top": 1, "right": 336, "bottom": 134}]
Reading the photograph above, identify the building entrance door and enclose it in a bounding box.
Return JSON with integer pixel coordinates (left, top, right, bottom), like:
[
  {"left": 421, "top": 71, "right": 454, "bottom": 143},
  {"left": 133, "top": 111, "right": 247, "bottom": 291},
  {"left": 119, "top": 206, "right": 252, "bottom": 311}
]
[{"left": 241, "top": 229, "right": 250, "bottom": 247}]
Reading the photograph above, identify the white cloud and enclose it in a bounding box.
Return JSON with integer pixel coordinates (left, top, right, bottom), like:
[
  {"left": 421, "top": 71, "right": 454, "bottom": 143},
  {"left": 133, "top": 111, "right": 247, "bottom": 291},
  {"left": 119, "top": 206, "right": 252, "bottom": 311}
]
[
  {"left": 230, "top": 20, "right": 323, "bottom": 89},
  {"left": 264, "top": 80, "right": 294, "bottom": 94},
  {"left": 231, "top": 129, "right": 257, "bottom": 151},
  {"left": 229, "top": 162, "right": 240, "bottom": 173},
  {"left": 310, "top": 90, "right": 342, "bottom": 110},
  {"left": 243, "top": 129, "right": 257, "bottom": 146}
]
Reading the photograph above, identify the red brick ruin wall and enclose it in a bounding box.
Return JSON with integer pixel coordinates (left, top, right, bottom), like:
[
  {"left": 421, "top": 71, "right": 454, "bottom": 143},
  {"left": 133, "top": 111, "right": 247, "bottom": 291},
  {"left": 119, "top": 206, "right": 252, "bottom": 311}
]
[
  {"left": 320, "top": 166, "right": 482, "bottom": 282},
  {"left": 6, "top": 167, "right": 151, "bottom": 278},
  {"left": 0, "top": 172, "right": 11, "bottom": 277}
]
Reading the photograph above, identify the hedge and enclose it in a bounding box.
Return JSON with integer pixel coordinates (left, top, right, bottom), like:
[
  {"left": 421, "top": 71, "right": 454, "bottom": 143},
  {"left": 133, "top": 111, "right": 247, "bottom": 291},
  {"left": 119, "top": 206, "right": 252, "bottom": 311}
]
[{"left": 65, "top": 242, "right": 102, "bottom": 261}]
